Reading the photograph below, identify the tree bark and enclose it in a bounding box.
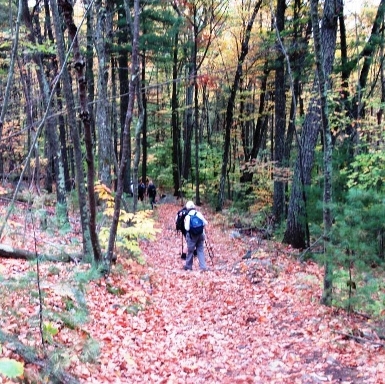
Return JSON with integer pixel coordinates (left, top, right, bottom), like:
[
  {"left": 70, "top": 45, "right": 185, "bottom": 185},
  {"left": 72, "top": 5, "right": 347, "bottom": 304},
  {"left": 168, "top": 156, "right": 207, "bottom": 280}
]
[
  {"left": 171, "top": 30, "right": 182, "bottom": 197},
  {"left": 283, "top": 0, "right": 340, "bottom": 248},
  {"left": 106, "top": 0, "right": 140, "bottom": 266},
  {"left": 116, "top": 0, "right": 132, "bottom": 194},
  {"left": 0, "top": 0, "right": 23, "bottom": 174},
  {"left": 273, "top": 0, "right": 286, "bottom": 224},
  {"left": 311, "top": 0, "right": 334, "bottom": 306},
  {"left": 58, "top": 0, "right": 102, "bottom": 262},
  {"left": 95, "top": 0, "right": 113, "bottom": 186},
  {"left": 20, "top": 0, "right": 68, "bottom": 220},
  {"left": 50, "top": 0, "right": 94, "bottom": 259},
  {"left": 217, "top": 0, "right": 262, "bottom": 211}
]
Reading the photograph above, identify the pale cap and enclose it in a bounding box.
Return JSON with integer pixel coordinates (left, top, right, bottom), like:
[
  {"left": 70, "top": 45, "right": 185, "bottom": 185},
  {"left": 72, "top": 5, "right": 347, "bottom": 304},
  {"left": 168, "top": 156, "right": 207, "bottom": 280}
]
[{"left": 185, "top": 201, "right": 195, "bottom": 210}]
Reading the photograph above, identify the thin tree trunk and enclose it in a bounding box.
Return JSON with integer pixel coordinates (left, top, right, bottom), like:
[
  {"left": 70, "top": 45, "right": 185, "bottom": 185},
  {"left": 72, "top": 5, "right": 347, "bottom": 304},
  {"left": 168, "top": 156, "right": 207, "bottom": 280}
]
[
  {"left": 217, "top": 0, "right": 262, "bottom": 211},
  {"left": 171, "top": 31, "right": 181, "bottom": 197},
  {"left": 58, "top": 0, "right": 102, "bottom": 262},
  {"left": 51, "top": 0, "right": 94, "bottom": 258},
  {"left": 0, "top": 0, "right": 23, "bottom": 172},
  {"left": 106, "top": 0, "right": 140, "bottom": 266},
  {"left": 141, "top": 49, "right": 148, "bottom": 184},
  {"left": 310, "top": 0, "right": 334, "bottom": 306},
  {"left": 117, "top": 0, "right": 131, "bottom": 194},
  {"left": 95, "top": 0, "right": 113, "bottom": 186},
  {"left": 273, "top": 0, "right": 286, "bottom": 224},
  {"left": 20, "top": 0, "right": 68, "bottom": 222}
]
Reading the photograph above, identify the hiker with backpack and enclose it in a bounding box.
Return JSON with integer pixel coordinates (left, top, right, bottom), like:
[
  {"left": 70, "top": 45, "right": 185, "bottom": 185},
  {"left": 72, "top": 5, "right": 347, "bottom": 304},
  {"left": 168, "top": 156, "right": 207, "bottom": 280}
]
[
  {"left": 183, "top": 201, "right": 209, "bottom": 272},
  {"left": 175, "top": 204, "right": 197, "bottom": 260},
  {"left": 147, "top": 180, "right": 157, "bottom": 209},
  {"left": 138, "top": 179, "right": 146, "bottom": 201}
]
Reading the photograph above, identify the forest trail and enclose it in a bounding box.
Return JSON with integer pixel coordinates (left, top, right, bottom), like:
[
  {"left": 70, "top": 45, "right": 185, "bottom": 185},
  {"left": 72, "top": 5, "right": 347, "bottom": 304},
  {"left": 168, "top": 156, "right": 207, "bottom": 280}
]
[
  {"left": 0, "top": 200, "right": 384, "bottom": 383},
  {"left": 86, "top": 201, "right": 381, "bottom": 383}
]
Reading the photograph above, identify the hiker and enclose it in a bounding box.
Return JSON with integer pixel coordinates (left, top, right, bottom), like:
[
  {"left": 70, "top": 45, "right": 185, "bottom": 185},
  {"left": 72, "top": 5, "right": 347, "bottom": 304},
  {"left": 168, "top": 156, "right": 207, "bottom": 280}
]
[
  {"left": 183, "top": 201, "right": 209, "bottom": 271},
  {"left": 175, "top": 204, "right": 197, "bottom": 259},
  {"left": 138, "top": 179, "right": 146, "bottom": 201},
  {"left": 147, "top": 180, "right": 157, "bottom": 209}
]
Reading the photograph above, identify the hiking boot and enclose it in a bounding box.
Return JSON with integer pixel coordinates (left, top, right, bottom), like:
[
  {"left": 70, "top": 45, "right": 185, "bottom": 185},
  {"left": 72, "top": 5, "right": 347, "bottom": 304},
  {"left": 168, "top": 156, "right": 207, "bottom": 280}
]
[
  {"left": 183, "top": 266, "right": 192, "bottom": 271},
  {"left": 200, "top": 268, "right": 209, "bottom": 272}
]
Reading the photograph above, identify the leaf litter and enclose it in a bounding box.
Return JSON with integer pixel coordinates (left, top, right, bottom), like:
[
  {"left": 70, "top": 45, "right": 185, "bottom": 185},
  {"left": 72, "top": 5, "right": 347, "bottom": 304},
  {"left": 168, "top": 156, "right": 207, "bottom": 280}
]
[{"left": 0, "top": 201, "right": 384, "bottom": 383}]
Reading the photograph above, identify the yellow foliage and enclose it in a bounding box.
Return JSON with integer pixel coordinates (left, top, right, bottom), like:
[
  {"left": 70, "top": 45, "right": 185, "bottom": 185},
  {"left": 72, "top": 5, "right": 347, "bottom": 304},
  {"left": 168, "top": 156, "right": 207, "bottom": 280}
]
[
  {"left": 95, "top": 181, "right": 160, "bottom": 263},
  {"left": 95, "top": 182, "right": 114, "bottom": 203}
]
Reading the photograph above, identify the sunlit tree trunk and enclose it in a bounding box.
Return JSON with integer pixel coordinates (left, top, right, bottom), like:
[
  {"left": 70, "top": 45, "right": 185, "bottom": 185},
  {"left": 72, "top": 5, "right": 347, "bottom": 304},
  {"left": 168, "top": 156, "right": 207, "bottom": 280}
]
[{"left": 95, "top": 0, "right": 113, "bottom": 186}]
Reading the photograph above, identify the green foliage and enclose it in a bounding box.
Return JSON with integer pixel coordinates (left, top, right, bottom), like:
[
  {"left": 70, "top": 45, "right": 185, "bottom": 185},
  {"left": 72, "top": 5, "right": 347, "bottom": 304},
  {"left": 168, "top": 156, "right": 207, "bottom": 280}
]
[
  {"left": 342, "top": 151, "right": 385, "bottom": 192},
  {"left": 56, "top": 202, "right": 70, "bottom": 231},
  {"left": 74, "top": 264, "right": 104, "bottom": 284},
  {"left": 80, "top": 337, "right": 100, "bottom": 364},
  {"left": 56, "top": 309, "right": 88, "bottom": 330},
  {"left": 0, "top": 358, "right": 24, "bottom": 379},
  {"left": 126, "top": 303, "right": 144, "bottom": 316},
  {"left": 331, "top": 268, "right": 385, "bottom": 317},
  {"left": 333, "top": 188, "right": 385, "bottom": 263},
  {"left": 317, "top": 187, "right": 385, "bottom": 315},
  {"left": 43, "top": 322, "right": 59, "bottom": 344}
]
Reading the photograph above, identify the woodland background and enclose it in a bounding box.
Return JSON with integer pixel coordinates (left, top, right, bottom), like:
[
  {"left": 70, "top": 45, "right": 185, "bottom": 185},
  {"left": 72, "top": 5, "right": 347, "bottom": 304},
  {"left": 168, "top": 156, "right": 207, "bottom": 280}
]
[{"left": 1, "top": 0, "right": 385, "bottom": 382}]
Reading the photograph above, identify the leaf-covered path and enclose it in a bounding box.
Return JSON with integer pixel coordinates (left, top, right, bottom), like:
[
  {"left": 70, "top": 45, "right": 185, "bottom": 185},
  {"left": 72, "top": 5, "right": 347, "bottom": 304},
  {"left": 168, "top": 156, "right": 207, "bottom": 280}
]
[
  {"left": 1, "top": 201, "right": 384, "bottom": 383},
  {"left": 82, "top": 202, "right": 384, "bottom": 383}
]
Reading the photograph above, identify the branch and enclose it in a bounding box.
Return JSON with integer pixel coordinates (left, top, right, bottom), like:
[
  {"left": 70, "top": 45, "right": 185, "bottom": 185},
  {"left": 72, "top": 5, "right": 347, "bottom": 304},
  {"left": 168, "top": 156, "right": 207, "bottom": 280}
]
[
  {"left": 0, "top": 329, "right": 80, "bottom": 383},
  {"left": 333, "top": 330, "right": 385, "bottom": 348}
]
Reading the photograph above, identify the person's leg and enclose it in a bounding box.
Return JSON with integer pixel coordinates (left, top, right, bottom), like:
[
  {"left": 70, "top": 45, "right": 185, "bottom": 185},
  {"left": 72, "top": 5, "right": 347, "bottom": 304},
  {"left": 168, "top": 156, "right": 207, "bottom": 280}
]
[
  {"left": 196, "top": 234, "right": 207, "bottom": 270},
  {"left": 184, "top": 233, "right": 196, "bottom": 270}
]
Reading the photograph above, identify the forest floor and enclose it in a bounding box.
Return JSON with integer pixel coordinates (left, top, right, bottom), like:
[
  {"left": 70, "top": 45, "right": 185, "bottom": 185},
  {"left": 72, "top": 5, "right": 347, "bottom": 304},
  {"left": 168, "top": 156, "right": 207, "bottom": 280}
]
[{"left": 0, "top": 198, "right": 385, "bottom": 383}]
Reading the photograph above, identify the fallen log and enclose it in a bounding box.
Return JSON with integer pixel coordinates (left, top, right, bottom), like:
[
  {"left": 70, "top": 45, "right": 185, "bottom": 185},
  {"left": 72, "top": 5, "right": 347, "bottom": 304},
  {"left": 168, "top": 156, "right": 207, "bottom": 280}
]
[
  {"left": 0, "top": 329, "right": 80, "bottom": 383},
  {"left": 0, "top": 244, "right": 82, "bottom": 263}
]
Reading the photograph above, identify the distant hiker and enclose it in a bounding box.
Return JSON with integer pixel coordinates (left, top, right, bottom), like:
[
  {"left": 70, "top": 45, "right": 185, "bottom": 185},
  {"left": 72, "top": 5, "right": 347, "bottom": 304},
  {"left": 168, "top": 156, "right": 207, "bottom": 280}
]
[
  {"left": 183, "top": 201, "right": 209, "bottom": 272},
  {"left": 138, "top": 180, "right": 146, "bottom": 201},
  {"left": 147, "top": 180, "right": 157, "bottom": 209}
]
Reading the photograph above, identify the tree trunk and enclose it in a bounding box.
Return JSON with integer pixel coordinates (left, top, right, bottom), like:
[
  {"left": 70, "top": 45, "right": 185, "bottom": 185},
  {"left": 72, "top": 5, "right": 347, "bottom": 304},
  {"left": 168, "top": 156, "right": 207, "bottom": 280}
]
[
  {"left": 106, "top": 0, "right": 140, "bottom": 266},
  {"left": 217, "top": 0, "right": 262, "bottom": 211},
  {"left": 20, "top": 0, "right": 68, "bottom": 221},
  {"left": 0, "top": 0, "right": 23, "bottom": 173},
  {"left": 249, "top": 60, "right": 270, "bottom": 160},
  {"left": 311, "top": 0, "right": 334, "bottom": 306},
  {"left": 273, "top": 0, "right": 286, "bottom": 224},
  {"left": 95, "top": 0, "right": 113, "bottom": 186},
  {"left": 141, "top": 48, "right": 148, "bottom": 184},
  {"left": 51, "top": 0, "right": 94, "bottom": 259},
  {"left": 117, "top": 0, "right": 132, "bottom": 194},
  {"left": 283, "top": 0, "right": 340, "bottom": 248},
  {"left": 171, "top": 31, "right": 182, "bottom": 197},
  {"left": 58, "top": 0, "right": 102, "bottom": 262}
]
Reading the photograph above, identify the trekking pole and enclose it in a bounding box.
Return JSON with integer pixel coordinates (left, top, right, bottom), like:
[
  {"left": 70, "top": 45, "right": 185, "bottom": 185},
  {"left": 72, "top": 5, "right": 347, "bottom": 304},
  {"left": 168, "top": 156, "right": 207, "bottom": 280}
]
[{"left": 205, "top": 237, "right": 215, "bottom": 265}]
